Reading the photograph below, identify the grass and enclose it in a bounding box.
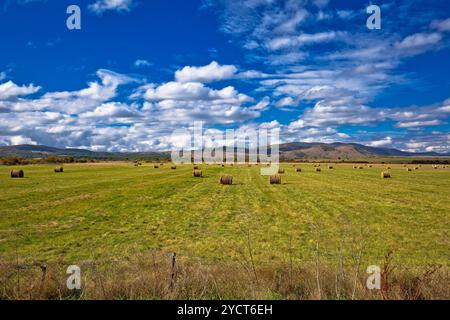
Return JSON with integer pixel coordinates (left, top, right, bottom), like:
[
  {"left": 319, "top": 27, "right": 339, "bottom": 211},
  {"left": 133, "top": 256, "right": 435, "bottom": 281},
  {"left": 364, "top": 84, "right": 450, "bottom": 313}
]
[
  {"left": 0, "top": 162, "right": 449, "bottom": 299},
  {"left": 1, "top": 251, "right": 448, "bottom": 300}
]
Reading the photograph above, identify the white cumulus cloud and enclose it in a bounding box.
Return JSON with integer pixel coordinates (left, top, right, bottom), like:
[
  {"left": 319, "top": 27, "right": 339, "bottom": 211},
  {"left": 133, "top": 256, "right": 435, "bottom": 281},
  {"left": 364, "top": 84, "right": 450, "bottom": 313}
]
[
  {"left": 88, "top": 0, "right": 134, "bottom": 14},
  {"left": 368, "top": 137, "right": 393, "bottom": 147},
  {"left": 0, "top": 80, "right": 41, "bottom": 100},
  {"left": 175, "top": 61, "right": 238, "bottom": 83}
]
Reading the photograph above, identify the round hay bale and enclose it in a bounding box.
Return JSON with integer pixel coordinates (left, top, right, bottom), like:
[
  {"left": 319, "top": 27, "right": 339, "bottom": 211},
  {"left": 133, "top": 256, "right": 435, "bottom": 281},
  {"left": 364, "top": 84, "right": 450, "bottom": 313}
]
[
  {"left": 381, "top": 171, "right": 391, "bottom": 178},
  {"left": 406, "top": 168, "right": 412, "bottom": 172},
  {"left": 328, "top": 166, "right": 334, "bottom": 169},
  {"left": 171, "top": 166, "right": 177, "bottom": 170},
  {"left": 296, "top": 168, "right": 302, "bottom": 172},
  {"left": 154, "top": 165, "right": 159, "bottom": 169},
  {"left": 269, "top": 175, "right": 281, "bottom": 184},
  {"left": 193, "top": 170, "right": 202, "bottom": 177},
  {"left": 315, "top": 168, "right": 322, "bottom": 172},
  {"left": 221, "top": 164, "right": 225, "bottom": 167},
  {"left": 278, "top": 168, "right": 285, "bottom": 174},
  {"left": 10, "top": 169, "right": 24, "bottom": 178},
  {"left": 386, "top": 166, "right": 391, "bottom": 169},
  {"left": 414, "top": 167, "right": 419, "bottom": 170},
  {"left": 220, "top": 175, "right": 233, "bottom": 185},
  {"left": 54, "top": 167, "right": 64, "bottom": 173},
  {"left": 353, "top": 166, "right": 358, "bottom": 169}
]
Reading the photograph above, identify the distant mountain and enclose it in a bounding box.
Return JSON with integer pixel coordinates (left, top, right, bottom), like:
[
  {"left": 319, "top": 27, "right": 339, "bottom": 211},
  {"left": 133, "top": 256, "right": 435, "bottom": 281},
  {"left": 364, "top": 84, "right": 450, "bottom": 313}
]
[
  {"left": 277, "top": 142, "right": 450, "bottom": 159},
  {"left": 0, "top": 143, "right": 449, "bottom": 160},
  {"left": 0, "top": 145, "right": 169, "bottom": 160}
]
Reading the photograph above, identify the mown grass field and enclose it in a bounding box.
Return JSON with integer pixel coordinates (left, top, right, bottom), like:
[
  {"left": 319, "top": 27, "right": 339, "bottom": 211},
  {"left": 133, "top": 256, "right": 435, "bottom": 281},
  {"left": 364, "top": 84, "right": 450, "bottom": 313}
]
[{"left": 1, "top": 162, "right": 449, "bottom": 270}]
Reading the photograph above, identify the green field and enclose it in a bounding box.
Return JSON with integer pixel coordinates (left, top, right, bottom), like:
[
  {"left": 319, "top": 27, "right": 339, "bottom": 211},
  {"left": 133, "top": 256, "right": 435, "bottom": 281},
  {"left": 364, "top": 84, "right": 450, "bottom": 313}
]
[{"left": 1, "top": 163, "right": 449, "bottom": 268}]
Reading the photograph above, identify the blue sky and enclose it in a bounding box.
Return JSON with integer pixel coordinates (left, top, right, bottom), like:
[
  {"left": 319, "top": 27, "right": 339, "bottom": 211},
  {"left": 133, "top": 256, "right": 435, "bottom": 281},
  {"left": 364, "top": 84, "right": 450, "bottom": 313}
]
[{"left": 0, "top": 0, "right": 449, "bottom": 153}]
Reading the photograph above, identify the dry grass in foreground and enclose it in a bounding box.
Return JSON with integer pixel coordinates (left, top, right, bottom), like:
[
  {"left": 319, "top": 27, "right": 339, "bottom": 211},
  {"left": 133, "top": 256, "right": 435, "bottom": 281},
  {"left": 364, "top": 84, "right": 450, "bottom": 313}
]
[{"left": 0, "top": 250, "right": 448, "bottom": 300}]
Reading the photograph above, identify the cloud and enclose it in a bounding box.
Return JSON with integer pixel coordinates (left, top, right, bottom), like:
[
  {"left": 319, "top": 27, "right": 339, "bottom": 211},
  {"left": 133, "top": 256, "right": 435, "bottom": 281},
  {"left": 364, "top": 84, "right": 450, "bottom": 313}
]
[
  {"left": 130, "top": 80, "right": 259, "bottom": 125},
  {"left": 88, "top": 0, "right": 134, "bottom": 14},
  {"left": 316, "top": 11, "right": 332, "bottom": 21},
  {"left": 394, "top": 32, "right": 443, "bottom": 53},
  {"left": 235, "top": 70, "right": 270, "bottom": 79},
  {"left": 262, "top": 67, "right": 386, "bottom": 105},
  {"left": 282, "top": 124, "right": 352, "bottom": 145},
  {"left": 336, "top": 10, "right": 356, "bottom": 20},
  {"left": 396, "top": 120, "right": 442, "bottom": 128},
  {"left": 328, "top": 31, "right": 444, "bottom": 63},
  {"left": 249, "top": 96, "right": 270, "bottom": 111},
  {"left": 266, "top": 31, "right": 342, "bottom": 51},
  {"left": 150, "top": 101, "right": 260, "bottom": 125},
  {"left": 431, "top": 17, "right": 450, "bottom": 32},
  {"left": 140, "top": 81, "right": 251, "bottom": 103},
  {"left": 275, "top": 96, "right": 297, "bottom": 108},
  {"left": 175, "top": 61, "right": 238, "bottom": 83},
  {"left": 288, "top": 99, "right": 385, "bottom": 129},
  {"left": 80, "top": 102, "right": 140, "bottom": 119},
  {"left": 0, "top": 80, "right": 40, "bottom": 100},
  {"left": 284, "top": 96, "right": 450, "bottom": 140},
  {"left": 0, "top": 69, "right": 136, "bottom": 113},
  {"left": 402, "top": 131, "right": 450, "bottom": 153},
  {"left": 199, "top": 3, "right": 450, "bottom": 154},
  {"left": 273, "top": 9, "right": 309, "bottom": 34},
  {"left": 207, "top": 1, "right": 450, "bottom": 117},
  {"left": 312, "top": 0, "right": 329, "bottom": 8},
  {"left": 39, "top": 69, "right": 137, "bottom": 113},
  {"left": 266, "top": 52, "right": 308, "bottom": 65},
  {"left": 437, "top": 105, "right": 450, "bottom": 113},
  {"left": 7, "top": 135, "right": 37, "bottom": 145},
  {"left": 207, "top": 0, "right": 312, "bottom": 49},
  {"left": 133, "top": 59, "right": 152, "bottom": 68},
  {"left": 368, "top": 137, "right": 393, "bottom": 147},
  {"left": 0, "top": 72, "right": 6, "bottom": 81}
]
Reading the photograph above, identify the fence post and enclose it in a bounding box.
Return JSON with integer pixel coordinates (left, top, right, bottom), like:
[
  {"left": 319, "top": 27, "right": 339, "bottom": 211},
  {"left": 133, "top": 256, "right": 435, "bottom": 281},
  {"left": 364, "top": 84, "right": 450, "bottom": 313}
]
[
  {"left": 169, "top": 252, "right": 177, "bottom": 291},
  {"left": 39, "top": 262, "right": 47, "bottom": 299}
]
